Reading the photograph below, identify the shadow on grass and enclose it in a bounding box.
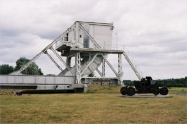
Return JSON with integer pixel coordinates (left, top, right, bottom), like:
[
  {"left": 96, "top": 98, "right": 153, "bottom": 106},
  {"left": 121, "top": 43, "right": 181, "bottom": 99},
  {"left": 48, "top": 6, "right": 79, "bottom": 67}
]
[{"left": 118, "top": 94, "right": 173, "bottom": 98}]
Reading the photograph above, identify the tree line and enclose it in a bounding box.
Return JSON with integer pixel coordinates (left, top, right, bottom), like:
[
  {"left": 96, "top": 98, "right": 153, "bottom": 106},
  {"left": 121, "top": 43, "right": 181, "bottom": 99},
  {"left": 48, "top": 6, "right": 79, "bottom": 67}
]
[
  {"left": 0, "top": 57, "right": 43, "bottom": 75},
  {"left": 156, "top": 77, "right": 187, "bottom": 87}
]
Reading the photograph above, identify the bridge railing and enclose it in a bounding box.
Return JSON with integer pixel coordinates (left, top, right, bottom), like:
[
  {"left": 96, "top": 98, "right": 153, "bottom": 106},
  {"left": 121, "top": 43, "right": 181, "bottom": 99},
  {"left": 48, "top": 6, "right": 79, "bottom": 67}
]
[{"left": 0, "top": 75, "right": 75, "bottom": 86}]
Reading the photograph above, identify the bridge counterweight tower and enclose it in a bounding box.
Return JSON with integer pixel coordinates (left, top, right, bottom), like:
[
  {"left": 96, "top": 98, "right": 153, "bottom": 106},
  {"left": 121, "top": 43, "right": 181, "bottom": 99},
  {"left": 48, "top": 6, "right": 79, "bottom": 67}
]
[{"left": 0, "top": 21, "right": 142, "bottom": 92}]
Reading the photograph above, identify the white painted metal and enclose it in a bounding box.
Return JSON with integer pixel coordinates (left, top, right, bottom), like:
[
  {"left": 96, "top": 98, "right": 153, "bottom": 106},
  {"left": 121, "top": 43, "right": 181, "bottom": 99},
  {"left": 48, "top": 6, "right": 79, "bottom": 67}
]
[
  {"left": 102, "top": 59, "right": 105, "bottom": 77},
  {"left": 101, "top": 54, "right": 118, "bottom": 77},
  {"left": 96, "top": 68, "right": 102, "bottom": 77},
  {"left": 50, "top": 47, "right": 67, "bottom": 67},
  {"left": 0, "top": 75, "right": 74, "bottom": 85},
  {"left": 45, "top": 51, "right": 64, "bottom": 72},
  {"left": 0, "top": 21, "right": 143, "bottom": 91},
  {"left": 118, "top": 54, "right": 123, "bottom": 85},
  {"left": 81, "top": 54, "right": 98, "bottom": 75},
  {"left": 79, "top": 23, "right": 101, "bottom": 49},
  {"left": 122, "top": 52, "right": 142, "bottom": 80},
  {"left": 57, "top": 21, "right": 114, "bottom": 85},
  {"left": 55, "top": 21, "right": 113, "bottom": 50},
  {"left": 76, "top": 52, "right": 81, "bottom": 84}
]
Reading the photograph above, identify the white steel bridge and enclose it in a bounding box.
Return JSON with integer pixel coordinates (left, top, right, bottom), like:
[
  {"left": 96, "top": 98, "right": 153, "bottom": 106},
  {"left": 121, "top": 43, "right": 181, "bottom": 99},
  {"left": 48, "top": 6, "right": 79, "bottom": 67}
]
[{"left": 0, "top": 21, "right": 142, "bottom": 91}]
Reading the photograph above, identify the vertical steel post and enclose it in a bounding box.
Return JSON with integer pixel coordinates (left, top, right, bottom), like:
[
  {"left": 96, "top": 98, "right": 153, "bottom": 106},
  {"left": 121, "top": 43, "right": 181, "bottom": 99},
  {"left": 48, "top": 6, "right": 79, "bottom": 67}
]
[
  {"left": 118, "top": 54, "right": 123, "bottom": 85},
  {"left": 102, "top": 58, "right": 105, "bottom": 77},
  {"left": 75, "top": 22, "right": 79, "bottom": 44},
  {"left": 76, "top": 52, "right": 81, "bottom": 84},
  {"left": 66, "top": 57, "right": 71, "bottom": 68}
]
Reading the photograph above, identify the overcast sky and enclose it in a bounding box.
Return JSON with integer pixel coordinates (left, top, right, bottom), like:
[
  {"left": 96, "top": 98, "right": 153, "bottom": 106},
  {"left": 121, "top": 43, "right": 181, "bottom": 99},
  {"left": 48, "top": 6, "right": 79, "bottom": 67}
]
[{"left": 0, "top": 0, "right": 186, "bottom": 80}]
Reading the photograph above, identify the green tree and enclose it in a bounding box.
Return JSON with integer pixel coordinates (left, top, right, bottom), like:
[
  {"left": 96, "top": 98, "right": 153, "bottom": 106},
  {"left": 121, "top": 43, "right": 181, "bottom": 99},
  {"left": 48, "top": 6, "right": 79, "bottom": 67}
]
[
  {"left": 0, "top": 64, "right": 14, "bottom": 74},
  {"left": 14, "top": 57, "right": 43, "bottom": 75}
]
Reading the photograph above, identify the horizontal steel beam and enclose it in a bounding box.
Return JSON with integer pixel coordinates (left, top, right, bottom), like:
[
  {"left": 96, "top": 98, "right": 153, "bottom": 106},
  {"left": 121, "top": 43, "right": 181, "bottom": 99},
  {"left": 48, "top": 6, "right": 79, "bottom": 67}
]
[{"left": 71, "top": 48, "right": 124, "bottom": 54}]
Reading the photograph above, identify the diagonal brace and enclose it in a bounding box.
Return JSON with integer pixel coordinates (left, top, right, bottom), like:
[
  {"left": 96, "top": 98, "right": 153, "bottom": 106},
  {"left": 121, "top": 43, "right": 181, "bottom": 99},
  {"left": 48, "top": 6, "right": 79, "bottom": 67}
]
[
  {"left": 122, "top": 52, "right": 142, "bottom": 80},
  {"left": 50, "top": 47, "right": 73, "bottom": 75},
  {"left": 96, "top": 68, "right": 102, "bottom": 77},
  {"left": 45, "top": 51, "right": 63, "bottom": 72},
  {"left": 79, "top": 23, "right": 101, "bottom": 49},
  {"left": 101, "top": 54, "right": 118, "bottom": 77},
  {"left": 81, "top": 54, "right": 98, "bottom": 75},
  {"left": 50, "top": 47, "right": 66, "bottom": 66}
]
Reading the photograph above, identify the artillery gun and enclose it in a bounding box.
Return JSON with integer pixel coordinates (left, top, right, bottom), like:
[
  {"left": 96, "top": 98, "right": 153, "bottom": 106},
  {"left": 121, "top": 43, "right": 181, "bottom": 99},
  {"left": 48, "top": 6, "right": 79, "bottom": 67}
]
[{"left": 120, "top": 76, "right": 169, "bottom": 96}]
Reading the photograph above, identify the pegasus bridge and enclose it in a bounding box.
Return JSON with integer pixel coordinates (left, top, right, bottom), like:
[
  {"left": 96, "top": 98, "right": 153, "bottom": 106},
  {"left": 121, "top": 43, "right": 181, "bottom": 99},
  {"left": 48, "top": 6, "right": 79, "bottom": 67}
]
[{"left": 0, "top": 21, "right": 142, "bottom": 95}]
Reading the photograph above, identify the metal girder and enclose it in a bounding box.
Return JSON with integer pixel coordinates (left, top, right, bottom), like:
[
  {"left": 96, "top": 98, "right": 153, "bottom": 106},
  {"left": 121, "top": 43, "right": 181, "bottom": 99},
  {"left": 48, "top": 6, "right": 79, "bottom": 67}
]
[
  {"left": 75, "top": 22, "right": 80, "bottom": 43},
  {"left": 118, "top": 54, "right": 123, "bottom": 85},
  {"left": 76, "top": 52, "right": 81, "bottom": 84},
  {"left": 66, "top": 57, "right": 71, "bottom": 68},
  {"left": 50, "top": 47, "right": 66, "bottom": 66},
  {"left": 78, "top": 21, "right": 142, "bottom": 82},
  {"left": 50, "top": 47, "right": 74, "bottom": 75},
  {"left": 102, "top": 59, "right": 105, "bottom": 77},
  {"left": 101, "top": 54, "right": 118, "bottom": 77},
  {"left": 79, "top": 23, "right": 101, "bottom": 49},
  {"left": 122, "top": 52, "right": 142, "bottom": 80},
  {"left": 71, "top": 48, "right": 124, "bottom": 54},
  {"left": 45, "top": 51, "right": 64, "bottom": 72},
  {"left": 81, "top": 54, "right": 98, "bottom": 75},
  {"left": 96, "top": 68, "right": 102, "bottom": 77}
]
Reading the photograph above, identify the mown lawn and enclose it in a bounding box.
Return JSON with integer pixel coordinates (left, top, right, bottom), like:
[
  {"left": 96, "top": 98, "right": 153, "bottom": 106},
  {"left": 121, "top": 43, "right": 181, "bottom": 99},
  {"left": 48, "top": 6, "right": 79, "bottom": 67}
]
[{"left": 0, "top": 86, "right": 187, "bottom": 124}]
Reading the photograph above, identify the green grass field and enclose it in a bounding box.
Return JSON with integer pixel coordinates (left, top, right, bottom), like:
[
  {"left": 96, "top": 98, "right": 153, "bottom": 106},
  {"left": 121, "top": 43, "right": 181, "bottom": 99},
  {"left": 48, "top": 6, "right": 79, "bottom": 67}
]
[{"left": 0, "top": 86, "right": 187, "bottom": 124}]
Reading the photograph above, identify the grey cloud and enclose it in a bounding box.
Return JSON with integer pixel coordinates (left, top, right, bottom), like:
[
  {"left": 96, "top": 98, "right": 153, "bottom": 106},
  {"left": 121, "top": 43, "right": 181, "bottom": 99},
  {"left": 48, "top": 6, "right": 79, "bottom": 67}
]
[{"left": 0, "top": 0, "right": 187, "bottom": 79}]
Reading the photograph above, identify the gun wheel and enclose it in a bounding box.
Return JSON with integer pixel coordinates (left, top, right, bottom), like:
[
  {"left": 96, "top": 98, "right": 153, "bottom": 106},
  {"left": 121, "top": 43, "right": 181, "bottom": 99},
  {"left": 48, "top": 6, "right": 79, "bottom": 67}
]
[
  {"left": 159, "top": 87, "right": 168, "bottom": 95},
  {"left": 152, "top": 87, "right": 159, "bottom": 96},
  {"left": 120, "top": 86, "right": 127, "bottom": 95},
  {"left": 127, "top": 87, "right": 135, "bottom": 96}
]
